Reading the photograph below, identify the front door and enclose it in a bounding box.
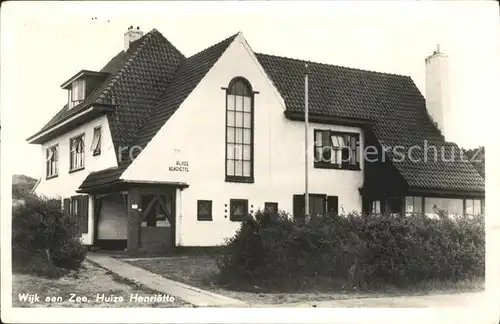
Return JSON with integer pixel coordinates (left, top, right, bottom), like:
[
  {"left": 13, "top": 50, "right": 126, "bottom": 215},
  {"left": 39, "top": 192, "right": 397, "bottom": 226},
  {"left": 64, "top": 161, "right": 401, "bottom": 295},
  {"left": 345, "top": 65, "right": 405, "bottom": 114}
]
[
  {"left": 138, "top": 190, "right": 175, "bottom": 251},
  {"left": 93, "top": 193, "right": 128, "bottom": 250}
]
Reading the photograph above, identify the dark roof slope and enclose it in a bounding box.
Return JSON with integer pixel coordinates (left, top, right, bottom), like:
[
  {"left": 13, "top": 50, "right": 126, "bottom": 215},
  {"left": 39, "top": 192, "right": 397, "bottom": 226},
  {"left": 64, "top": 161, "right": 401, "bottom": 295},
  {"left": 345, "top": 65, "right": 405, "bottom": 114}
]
[
  {"left": 79, "top": 33, "right": 238, "bottom": 190},
  {"left": 256, "top": 53, "right": 484, "bottom": 192}
]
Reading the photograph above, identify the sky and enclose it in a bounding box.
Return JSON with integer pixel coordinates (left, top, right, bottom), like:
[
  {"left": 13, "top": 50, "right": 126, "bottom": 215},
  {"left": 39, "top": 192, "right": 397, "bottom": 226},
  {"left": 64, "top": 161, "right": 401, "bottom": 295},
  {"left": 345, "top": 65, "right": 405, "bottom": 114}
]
[{"left": 1, "top": 1, "right": 499, "bottom": 178}]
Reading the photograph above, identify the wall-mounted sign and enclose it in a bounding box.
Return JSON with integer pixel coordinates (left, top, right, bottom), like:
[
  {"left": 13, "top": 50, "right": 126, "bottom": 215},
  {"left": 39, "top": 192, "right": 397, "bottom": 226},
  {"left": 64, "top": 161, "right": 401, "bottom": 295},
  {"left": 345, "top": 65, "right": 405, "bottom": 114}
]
[{"left": 169, "top": 160, "right": 189, "bottom": 172}]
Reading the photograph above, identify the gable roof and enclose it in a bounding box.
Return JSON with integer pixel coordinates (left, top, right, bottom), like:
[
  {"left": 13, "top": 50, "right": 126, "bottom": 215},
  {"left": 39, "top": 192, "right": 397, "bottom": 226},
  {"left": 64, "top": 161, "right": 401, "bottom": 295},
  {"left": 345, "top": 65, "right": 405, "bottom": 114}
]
[
  {"left": 255, "top": 53, "right": 484, "bottom": 192},
  {"left": 37, "top": 29, "right": 480, "bottom": 193},
  {"left": 78, "top": 33, "right": 238, "bottom": 191}
]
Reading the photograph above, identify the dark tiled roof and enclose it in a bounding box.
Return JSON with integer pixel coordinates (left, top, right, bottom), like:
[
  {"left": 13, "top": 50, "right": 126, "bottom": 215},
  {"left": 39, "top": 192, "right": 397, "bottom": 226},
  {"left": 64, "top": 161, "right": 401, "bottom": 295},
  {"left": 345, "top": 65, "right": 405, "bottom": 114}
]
[
  {"left": 256, "top": 53, "right": 484, "bottom": 192},
  {"left": 79, "top": 33, "right": 237, "bottom": 190}
]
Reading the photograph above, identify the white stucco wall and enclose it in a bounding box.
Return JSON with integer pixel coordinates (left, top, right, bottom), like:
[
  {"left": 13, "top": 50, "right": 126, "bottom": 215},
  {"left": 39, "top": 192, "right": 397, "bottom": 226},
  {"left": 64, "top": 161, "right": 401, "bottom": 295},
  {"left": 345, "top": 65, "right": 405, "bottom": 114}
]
[
  {"left": 33, "top": 115, "right": 117, "bottom": 244},
  {"left": 122, "top": 34, "right": 365, "bottom": 247}
]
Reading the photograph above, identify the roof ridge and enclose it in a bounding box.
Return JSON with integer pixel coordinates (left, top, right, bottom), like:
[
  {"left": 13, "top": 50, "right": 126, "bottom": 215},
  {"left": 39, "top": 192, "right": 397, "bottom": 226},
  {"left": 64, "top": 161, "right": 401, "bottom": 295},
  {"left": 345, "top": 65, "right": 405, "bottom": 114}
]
[
  {"left": 187, "top": 32, "right": 238, "bottom": 59},
  {"left": 97, "top": 29, "right": 158, "bottom": 103},
  {"left": 255, "top": 52, "right": 410, "bottom": 78}
]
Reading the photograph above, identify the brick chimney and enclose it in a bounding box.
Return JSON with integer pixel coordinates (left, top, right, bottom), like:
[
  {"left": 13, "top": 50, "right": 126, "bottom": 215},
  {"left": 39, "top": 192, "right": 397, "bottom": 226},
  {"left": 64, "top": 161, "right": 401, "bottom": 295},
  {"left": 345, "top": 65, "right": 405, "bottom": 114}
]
[
  {"left": 124, "top": 26, "right": 144, "bottom": 52},
  {"left": 425, "top": 44, "right": 451, "bottom": 140}
]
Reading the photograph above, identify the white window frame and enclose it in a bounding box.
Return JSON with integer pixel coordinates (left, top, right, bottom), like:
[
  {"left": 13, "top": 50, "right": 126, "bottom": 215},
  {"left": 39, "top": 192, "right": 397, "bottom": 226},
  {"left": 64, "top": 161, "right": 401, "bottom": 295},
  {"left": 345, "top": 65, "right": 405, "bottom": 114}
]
[
  {"left": 70, "top": 134, "right": 85, "bottom": 171},
  {"left": 69, "top": 79, "right": 85, "bottom": 108},
  {"left": 46, "top": 144, "right": 59, "bottom": 178}
]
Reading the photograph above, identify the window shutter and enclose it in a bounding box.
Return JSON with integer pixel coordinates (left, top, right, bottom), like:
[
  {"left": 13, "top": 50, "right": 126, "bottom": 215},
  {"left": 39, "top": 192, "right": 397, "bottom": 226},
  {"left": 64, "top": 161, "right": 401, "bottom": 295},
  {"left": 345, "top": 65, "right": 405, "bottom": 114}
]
[
  {"left": 63, "top": 198, "right": 70, "bottom": 215},
  {"left": 327, "top": 196, "right": 339, "bottom": 216},
  {"left": 79, "top": 195, "right": 89, "bottom": 233}
]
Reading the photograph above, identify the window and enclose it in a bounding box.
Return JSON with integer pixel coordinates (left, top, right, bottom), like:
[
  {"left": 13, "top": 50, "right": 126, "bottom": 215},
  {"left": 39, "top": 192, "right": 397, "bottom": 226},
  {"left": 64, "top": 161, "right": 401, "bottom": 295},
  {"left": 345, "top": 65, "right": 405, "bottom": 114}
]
[
  {"left": 424, "top": 197, "right": 463, "bottom": 217},
  {"left": 141, "top": 194, "right": 172, "bottom": 227},
  {"left": 465, "top": 199, "right": 482, "bottom": 216},
  {"left": 292, "top": 194, "right": 327, "bottom": 220},
  {"left": 371, "top": 200, "right": 381, "bottom": 214},
  {"left": 314, "top": 130, "right": 359, "bottom": 170},
  {"left": 46, "top": 145, "right": 59, "bottom": 178},
  {"left": 264, "top": 202, "right": 278, "bottom": 215},
  {"left": 405, "top": 196, "right": 423, "bottom": 215},
  {"left": 230, "top": 199, "right": 248, "bottom": 221},
  {"left": 70, "top": 196, "right": 79, "bottom": 218},
  {"left": 65, "top": 195, "right": 89, "bottom": 234},
  {"left": 70, "top": 134, "right": 85, "bottom": 171},
  {"left": 225, "top": 78, "right": 254, "bottom": 182},
  {"left": 91, "top": 127, "right": 102, "bottom": 156},
  {"left": 197, "top": 200, "right": 213, "bottom": 221},
  {"left": 69, "top": 80, "right": 85, "bottom": 108},
  {"left": 326, "top": 196, "right": 339, "bottom": 216}
]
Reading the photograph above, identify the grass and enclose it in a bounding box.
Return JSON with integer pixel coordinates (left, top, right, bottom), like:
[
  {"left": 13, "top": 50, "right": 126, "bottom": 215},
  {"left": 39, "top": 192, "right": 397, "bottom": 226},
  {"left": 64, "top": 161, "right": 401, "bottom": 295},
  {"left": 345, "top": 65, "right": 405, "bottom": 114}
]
[
  {"left": 12, "top": 261, "right": 192, "bottom": 308},
  {"left": 125, "top": 255, "right": 485, "bottom": 305}
]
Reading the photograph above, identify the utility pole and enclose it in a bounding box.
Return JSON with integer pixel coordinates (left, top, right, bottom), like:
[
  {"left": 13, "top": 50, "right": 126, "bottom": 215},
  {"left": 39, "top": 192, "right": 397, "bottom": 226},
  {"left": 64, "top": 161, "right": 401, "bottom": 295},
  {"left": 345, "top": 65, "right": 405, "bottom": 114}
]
[{"left": 304, "top": 63, "right": 310, "bottom": 223}]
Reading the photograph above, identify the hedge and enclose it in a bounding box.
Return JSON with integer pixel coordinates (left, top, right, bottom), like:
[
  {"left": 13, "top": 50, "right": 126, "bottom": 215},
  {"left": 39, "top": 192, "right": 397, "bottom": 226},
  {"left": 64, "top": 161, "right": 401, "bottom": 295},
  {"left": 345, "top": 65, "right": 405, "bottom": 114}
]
[
  {"left": 12, "top": 194, "right": 87, "bottom": 278},
  {"left": 217, "top": 210, "right": 484, "bottom": 291}
]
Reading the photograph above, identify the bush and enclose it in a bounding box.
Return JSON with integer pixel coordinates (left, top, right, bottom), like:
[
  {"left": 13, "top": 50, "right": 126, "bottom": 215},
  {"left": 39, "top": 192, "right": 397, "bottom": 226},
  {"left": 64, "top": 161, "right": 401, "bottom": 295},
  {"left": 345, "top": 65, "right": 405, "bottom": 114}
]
[
  {"left": 12, "top": 194, "right": 87, "bottom": 277},
  {"left": 217, "top": 209, "right": 484, "bottom": 291}
]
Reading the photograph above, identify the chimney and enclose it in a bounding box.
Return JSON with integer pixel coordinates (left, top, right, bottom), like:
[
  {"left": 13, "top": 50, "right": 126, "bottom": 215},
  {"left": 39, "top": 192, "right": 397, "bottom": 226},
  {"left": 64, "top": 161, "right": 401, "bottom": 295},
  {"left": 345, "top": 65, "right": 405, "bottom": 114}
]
[
  {"left": 425, "top": 44, "right": 451, "bottom": 140},
  {"left": 124, "top": 26, "right": 144, "bottom": 52}
]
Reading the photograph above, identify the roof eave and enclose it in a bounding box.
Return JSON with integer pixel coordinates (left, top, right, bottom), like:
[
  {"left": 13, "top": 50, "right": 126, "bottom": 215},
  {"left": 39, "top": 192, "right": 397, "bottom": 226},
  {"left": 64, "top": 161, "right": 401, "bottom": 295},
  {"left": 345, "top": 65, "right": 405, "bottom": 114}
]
[
  {"left": 60, "top": 70, "right": 110, "bottom": 89},
  {"left": 27, "top": 104, "right": 115, "bottom": 144},
  {"left": 284, "top": 110, "right": 374, "bottom": 128},
  {"left": 407, "top": 186, "right": 485, "bottom": 198}
]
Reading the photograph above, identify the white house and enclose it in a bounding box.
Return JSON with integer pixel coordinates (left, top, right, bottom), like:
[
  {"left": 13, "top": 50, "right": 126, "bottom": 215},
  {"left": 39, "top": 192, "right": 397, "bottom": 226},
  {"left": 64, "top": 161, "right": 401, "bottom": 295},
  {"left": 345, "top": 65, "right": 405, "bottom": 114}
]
[{"left": 27, "top": 27, "right": 485, "bottom": 254}]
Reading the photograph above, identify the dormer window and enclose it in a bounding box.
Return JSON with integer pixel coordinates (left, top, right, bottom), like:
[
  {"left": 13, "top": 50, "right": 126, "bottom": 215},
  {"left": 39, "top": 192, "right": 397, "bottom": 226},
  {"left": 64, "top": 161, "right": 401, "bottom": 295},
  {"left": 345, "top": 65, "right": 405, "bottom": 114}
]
[
  {"left": 61, "top": 70, "right": 109, "bottom": 109},
  {"left": 69, "top": 80, "right": 85, "bottom": 108}
]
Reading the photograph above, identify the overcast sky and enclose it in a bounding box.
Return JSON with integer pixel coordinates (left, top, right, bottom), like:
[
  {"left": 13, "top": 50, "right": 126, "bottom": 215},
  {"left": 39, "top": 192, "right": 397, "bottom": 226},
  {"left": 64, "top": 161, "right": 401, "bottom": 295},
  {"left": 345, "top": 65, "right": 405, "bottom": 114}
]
[{"left": 2, "top": 1, "right": 499, "bottom": 178}]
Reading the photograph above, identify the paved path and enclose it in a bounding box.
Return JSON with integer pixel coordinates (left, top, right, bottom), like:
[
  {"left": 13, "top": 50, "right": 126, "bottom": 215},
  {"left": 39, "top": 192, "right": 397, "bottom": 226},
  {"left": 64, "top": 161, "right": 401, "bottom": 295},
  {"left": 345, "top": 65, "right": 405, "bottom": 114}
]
[
  {"left": 267, "top": 291, "right": 487, "bottom": 308},
  {"left": 86, "top": 253, "right": 247, "bottom": 307}
]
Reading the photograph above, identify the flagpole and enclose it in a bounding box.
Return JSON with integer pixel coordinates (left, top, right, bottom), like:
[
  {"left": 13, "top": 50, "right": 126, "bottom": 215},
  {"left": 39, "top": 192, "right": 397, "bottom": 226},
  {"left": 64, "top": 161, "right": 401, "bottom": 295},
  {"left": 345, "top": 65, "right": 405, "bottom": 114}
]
[{"left": 304, "top": 63, "right": 310, "bottom": 223}]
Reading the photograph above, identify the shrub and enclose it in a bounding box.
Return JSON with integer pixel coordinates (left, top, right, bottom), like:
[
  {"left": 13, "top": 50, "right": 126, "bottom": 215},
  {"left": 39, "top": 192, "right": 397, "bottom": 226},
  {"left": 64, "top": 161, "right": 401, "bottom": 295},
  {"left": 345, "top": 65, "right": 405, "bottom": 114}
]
[
  {"left": 12, "top": 194, "right": 87, "bottom": 277},
  {"left": 217, "top": 209, "right": 484, "bottom": 292}
]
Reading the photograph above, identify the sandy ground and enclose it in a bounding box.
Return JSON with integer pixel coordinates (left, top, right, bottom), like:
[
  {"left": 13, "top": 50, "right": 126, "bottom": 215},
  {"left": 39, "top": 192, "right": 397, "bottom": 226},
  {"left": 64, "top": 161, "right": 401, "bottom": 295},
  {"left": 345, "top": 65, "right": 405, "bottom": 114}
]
[{"left": 11, "top": 261, "right": 192, "bottom": 308}]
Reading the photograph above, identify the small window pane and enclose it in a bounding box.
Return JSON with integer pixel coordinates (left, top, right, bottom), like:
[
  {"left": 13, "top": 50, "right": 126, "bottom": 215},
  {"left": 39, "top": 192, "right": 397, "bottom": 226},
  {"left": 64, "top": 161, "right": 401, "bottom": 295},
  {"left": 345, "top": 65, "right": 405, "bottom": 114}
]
[
  {"left": 243, "top": 145, "right": 251, "bottom": 160},
  {"left": 243, "top": 96, "right": 252, "bottom": 112},
  {"left": 466, "top": 199, "right": 474, "bottom": 215},
  {"left": 235, "top": 112, "right": 243, "bottom": 127},
  {"left": 243, "top": 129, "right": 251, "bottom": 143},
  {"left": 405, "top": 196, "right": 414, "bottom": 213},
  {"left": 474, "top": 199, "right": 482, "bottom": 215},
  {"left": 227, "top": 111, "right": 235, "bottom": 127},
  {"left": 235, "top": 160, "right": 243, "bottom": 176},
  {"left": 235, "top": 95, "right": 244, "bottom": 111},
  {"left": 227, "top": 127, "right": 234, "bottom": 142},
  {"left": 227, "top": 144, "right": 235, "bottom": 159},
  {"left": 227, "top": 160, "right": 235, "bottom": 176},
  {"left": 414, "top": 197, "right": 422, "bottom": 213},
  {"left": 234, "top": 144, "right": 243, "bottom": 159},
  {"left": 197, "top": 200, "right": 212, "bottom": 221},
  {"left": 265, "top": 202, "right": 278, "bottom": 214},
  {"left": 243, "top": 112, "right": 251, "bottom": 128},
  {"left": 235, "top": 128, "right": 243, "bottom": 143},
  {"left": 243, "top": 161, "right": 251, "bottom": 176},
  {"left": 315, "top": 131, "right": 322, "bottom": 146},
  {"left": 227, "top": 95, "right": 236, "bottom": 111}
]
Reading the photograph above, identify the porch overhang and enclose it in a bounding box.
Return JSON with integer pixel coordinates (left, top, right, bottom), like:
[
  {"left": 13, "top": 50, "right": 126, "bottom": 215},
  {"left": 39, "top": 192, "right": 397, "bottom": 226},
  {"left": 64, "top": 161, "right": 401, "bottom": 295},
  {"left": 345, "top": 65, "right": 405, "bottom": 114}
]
[
  {"left": 76, "top": 179, "right": 190, "bottom": 194},
  {"left": 406, "top": 187, "right": 485, "bottom": 199}
]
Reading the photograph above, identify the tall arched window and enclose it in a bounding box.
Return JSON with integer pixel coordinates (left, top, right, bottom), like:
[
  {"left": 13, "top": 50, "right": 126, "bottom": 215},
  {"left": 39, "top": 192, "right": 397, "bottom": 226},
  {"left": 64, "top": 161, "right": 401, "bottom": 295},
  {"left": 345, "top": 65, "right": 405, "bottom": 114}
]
[{"left": 225, "top": 77, "right": 254, "bottom": 182}]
